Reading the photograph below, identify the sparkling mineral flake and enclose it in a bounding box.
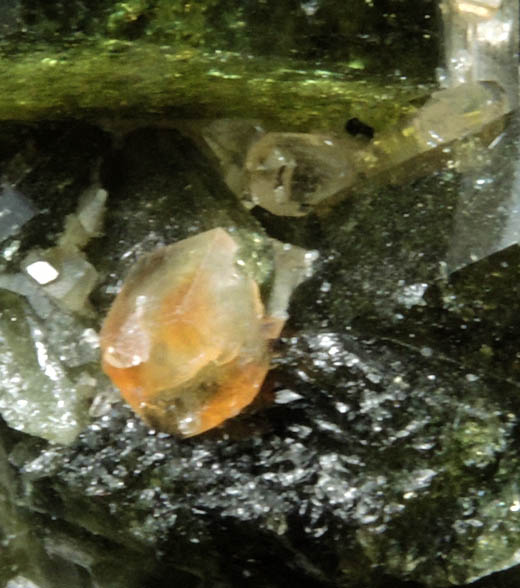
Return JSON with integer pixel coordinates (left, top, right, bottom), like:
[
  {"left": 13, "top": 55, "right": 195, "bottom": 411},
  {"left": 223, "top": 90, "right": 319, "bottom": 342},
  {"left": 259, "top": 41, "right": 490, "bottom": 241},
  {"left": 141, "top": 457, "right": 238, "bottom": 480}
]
[{"left": 100, "top": 228, "right": 278, "bottom": 437}]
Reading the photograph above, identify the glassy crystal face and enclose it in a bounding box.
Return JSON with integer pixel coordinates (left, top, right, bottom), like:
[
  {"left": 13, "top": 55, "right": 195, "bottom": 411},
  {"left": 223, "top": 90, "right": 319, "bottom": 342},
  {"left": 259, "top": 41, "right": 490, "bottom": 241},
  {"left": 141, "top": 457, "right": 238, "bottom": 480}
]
[
  {"left": 245, "top": 133, "right": 357, "bottom": 216},
  {"left": 100, "top": 228, "right": 271, "bottom": 437},
  {"left": 454, "top": 0, "right": 502, "bottom": 20}
]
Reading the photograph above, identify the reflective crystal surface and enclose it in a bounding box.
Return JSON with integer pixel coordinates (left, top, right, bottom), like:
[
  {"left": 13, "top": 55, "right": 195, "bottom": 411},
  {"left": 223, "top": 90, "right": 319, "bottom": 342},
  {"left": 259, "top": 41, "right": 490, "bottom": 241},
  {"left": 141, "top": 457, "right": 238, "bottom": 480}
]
[
  {"left": 101, "top": 228, "right": 272, "bottom": 437},
  {"left": 245, "top": 132, "right": 358, "bottom": 216}
]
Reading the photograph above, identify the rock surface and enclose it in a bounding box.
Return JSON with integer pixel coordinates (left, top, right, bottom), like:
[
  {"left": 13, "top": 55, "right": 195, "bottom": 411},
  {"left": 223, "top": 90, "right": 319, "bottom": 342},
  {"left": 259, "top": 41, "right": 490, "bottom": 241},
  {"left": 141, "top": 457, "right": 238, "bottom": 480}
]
[
  {"left": 1, "top": 108, "right": 520, "bottom": 587},
  {"left": 0, "top": 1, "right": 437, "bottom": 128},
  {"left": 1, "top": 3, "right": 520, "bottom": 588}
]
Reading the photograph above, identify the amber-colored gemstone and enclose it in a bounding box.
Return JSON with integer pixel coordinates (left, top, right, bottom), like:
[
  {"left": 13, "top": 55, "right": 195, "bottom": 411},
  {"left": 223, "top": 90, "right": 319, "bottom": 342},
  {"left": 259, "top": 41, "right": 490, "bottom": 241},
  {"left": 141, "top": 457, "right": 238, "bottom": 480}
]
[{"left": 100, "top": 228, "right": 273, "bottom": 437}]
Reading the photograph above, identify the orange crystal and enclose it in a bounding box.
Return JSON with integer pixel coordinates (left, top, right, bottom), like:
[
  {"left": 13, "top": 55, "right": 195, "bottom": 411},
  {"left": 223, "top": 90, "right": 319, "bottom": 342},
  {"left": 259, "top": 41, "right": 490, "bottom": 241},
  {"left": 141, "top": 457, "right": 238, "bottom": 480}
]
[{"left": 100, "top": 228, "right": 275, "bottom": 437}]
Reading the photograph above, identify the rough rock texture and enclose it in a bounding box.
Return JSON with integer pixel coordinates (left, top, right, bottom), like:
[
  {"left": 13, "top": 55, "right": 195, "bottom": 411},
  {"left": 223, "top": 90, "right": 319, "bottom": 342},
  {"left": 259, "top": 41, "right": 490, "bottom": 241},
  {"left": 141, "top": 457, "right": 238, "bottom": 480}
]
[
  {"left": 2, "top": 106, "right": 520, "bottom": 588},
  {"left": 1, "top": 2, "right": 520, "bottom": 588},
  {"left": 2, "top": 0, "right": 438, "bottom": 67},
  {"left": 0, "top": 1, "right": 436, "bottom": 129}
]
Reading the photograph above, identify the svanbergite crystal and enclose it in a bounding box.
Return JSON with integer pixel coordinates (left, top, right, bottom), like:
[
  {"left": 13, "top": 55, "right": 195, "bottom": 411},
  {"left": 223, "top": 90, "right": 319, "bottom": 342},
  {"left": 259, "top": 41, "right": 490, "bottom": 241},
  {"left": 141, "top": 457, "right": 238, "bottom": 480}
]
[{"left": 100, "top": 228, "right": 276, "bottom": 437}]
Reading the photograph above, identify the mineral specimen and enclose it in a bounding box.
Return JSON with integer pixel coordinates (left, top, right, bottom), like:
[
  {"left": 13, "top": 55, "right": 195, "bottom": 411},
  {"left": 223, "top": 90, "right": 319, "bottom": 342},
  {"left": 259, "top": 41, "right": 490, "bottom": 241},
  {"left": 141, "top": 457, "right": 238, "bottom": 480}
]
[
  {"left": 0, "top": 184, "right": 37, "bottom": 243},
  {"left": 21, "top": 185, "right": 107, "bottom": 314},
  {"left": 245, "top": 132, "right": 359, "bottom": 216},
  {"left": 242, "top": 81, "right": 510, "bottom": 217},
  {"left": 369, "top": 80, "right": 510, "bottom": 172},
  {"left": 100, "top": 228, "right": 281, "bottom": 437}
]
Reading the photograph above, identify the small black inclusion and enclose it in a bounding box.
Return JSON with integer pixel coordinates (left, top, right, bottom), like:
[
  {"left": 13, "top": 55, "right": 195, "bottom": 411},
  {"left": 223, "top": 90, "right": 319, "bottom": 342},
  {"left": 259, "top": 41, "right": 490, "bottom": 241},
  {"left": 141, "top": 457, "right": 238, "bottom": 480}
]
[{"left": 345, "top": 117, "right": 374, "bottom": 140}]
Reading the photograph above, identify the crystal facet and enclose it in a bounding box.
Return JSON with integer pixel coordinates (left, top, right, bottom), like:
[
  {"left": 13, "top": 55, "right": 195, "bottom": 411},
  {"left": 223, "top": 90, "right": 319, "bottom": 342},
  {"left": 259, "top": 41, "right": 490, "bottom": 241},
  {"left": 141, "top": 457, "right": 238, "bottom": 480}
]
[
  {"left": 245, "top": 133, "right": 357, "bottom": 216},
  {"left": 100, "top": 228, "right": 274, "bottom": 437}
]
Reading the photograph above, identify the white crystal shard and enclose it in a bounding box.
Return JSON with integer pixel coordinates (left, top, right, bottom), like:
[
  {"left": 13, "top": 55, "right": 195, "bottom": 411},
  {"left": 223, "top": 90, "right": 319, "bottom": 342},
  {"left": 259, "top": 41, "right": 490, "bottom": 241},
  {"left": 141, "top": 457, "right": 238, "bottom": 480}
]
[
  {"left": 0, "top": 184, "right": 37, "bottom": 242},
  {"left": 268, "top": 240, "right": 318, "bottom": 327},
  {"left": 23, "top": 248, "right": 98, "bottom": 314},
  {"left": 21, "top": 181, "right": 105, "bottom": 314},
  {"left": 60, "top": 184, "right": 107, "bottom": 250},
  {"left": 25, "top": 260, "right": 59, "bottom": 284},
  {"left": 77, "top": 187, "right": 107, "bottom": 236},
  {"left": 42, "top": 252, "right": 97, "bottom": 313}
]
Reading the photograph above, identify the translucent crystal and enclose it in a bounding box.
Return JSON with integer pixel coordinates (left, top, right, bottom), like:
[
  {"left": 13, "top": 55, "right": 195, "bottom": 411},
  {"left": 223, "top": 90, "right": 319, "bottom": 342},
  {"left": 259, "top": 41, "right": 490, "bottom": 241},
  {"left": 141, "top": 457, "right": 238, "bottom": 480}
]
[
  {"left": 268, "top": 240, "right": 318, "bottom": 324},
  {"left": 42, "top": 252, "right": 98, "bottom": 313},
  {"left": 23, "top": 249, "right": 98, "bottom": 314},
  {"left": 241, "top": 79, "right": 510, "bottom": 217},
  {"left": 59, "top": 185, "right": 107, "bottom": 250},
  {"left": 21, "top": 183, "right": 106, "bottom": 314},
  {"left": 199, "top": 119, "right": 264, "bottom": 200},
  {"left": 0, "top": 184, "right": 37, "bottom": 242},
  {"left": 100, "top": 228, "right": 274, "bottom": 437},
  {"left": 368, "top": 81, "right": 510, "bottom": 176},
  {"left": 440, "top": 0, "right": 518, "bottom": 108},
  {"left": 0, "top": 290, "right": 93, "bottom": 444},
  {"left": 245, "top": 133, "right": 358, "bottom": 217}
]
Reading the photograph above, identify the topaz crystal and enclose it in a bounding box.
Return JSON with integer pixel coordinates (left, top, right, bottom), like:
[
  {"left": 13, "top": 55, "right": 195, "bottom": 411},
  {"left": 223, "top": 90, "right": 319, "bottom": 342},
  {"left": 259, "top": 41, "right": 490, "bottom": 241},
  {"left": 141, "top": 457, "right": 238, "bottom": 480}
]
[{"left": 100, "top": 228, "right": 276, "bottom": 437}]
